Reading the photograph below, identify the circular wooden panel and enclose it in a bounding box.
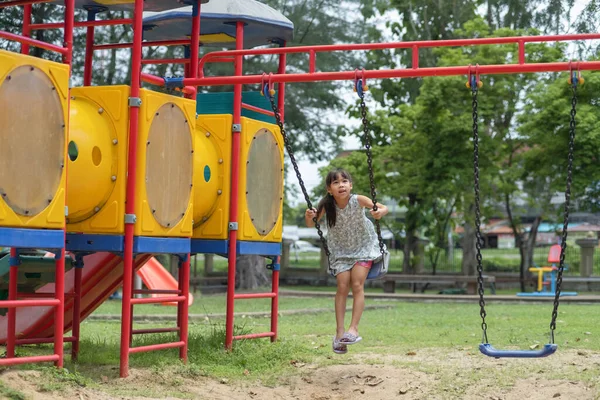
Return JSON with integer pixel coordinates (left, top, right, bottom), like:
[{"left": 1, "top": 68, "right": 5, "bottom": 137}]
[
  {"left": 145, "top": 103, "right": 193, "bottom": 228},
  {"left": 0, "top": 65, "right": 65, "bottom": 216},
  {"left": 246, "top": 128, "right": 283, "bottom": 236}
]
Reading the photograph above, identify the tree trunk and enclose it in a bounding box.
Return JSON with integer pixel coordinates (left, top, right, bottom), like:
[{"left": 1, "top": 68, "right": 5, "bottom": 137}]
[
  {"left": 236, "top": 255, "right": 269, "bottom": 290},
  {"left": 204, "top": 254, "right": 214, "bottom": 274},
  {"left": 403, "top": 193, "right": 418, "bottom": 274},
  {"left": 521, "top": 216, "right": 542, "bottom": 291},
  {"left": 462, "top": 203, "right": 477, "bottom": 276}
]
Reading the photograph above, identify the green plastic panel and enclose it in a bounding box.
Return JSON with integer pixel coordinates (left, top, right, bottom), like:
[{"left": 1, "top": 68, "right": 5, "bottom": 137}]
[{"left": 196, "top": 91, "right": 277, "bottom": 124}]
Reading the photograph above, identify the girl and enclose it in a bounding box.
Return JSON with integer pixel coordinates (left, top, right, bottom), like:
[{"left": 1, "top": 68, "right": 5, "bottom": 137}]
[{"left": 305, "top": 168, "right": 389, "bottom": 354}]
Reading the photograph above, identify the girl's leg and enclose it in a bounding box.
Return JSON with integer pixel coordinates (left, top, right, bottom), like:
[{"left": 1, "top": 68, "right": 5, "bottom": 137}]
[
  {"left": 348, "top": 264, "right": 370, "bottom": 336},
  {"left": 335, "top": 271, "right": 351, "bottom": 340}
]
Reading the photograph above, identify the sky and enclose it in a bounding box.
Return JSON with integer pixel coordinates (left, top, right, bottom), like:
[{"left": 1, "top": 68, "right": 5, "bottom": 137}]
[{"left": 288, "top": 0, "right": 592, "bottom": 206}]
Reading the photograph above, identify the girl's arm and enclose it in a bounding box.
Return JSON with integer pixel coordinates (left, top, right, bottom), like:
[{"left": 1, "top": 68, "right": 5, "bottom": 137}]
[
  {"left": 357, "top": 195, "right": 389, "bottom": 220},
  {"left": 305, "top": 207, "right": 325, "bottom": 227}
]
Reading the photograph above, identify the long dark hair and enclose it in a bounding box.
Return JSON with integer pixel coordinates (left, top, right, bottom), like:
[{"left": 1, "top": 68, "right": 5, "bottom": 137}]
[{"left": 317, "top": 168, "right": 353, "bottom": 228}]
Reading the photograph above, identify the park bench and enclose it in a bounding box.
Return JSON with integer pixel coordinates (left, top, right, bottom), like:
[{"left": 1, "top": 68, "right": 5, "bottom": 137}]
[
  {"left": 560, "top": 276, "right": 600, "bottom": 290},
  {"left": 381, "top": 274, "right": 496, "bottom": 295}
]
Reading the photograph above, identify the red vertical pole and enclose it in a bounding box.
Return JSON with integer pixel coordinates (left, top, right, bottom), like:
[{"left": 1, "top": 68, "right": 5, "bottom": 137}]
[
  {"left": 54, "top": 0, "right": 75, "bottom": 369},
  {"left": 189, "top": 0, "right": 201, "bottom": 79},
  {"left": 224, "top": 21, "right": 244, "bottom": 350},
  {"left": 270, "top": 260, "right": 279, "bottom": 342},
  {"left": 120, "top": 0, "right": 144, "bottom": 378},
  {"left": 83, "top": 10, "right": 96, "bottom": 86},
  {"left": 63, "top": 0, "right": 74, "bottom": 66},
  {"left": 53, "top": 250, "right": 65, "bottom": 368},
  {"left": 178, "top": 255, "right": 190, "bottom": 361},
  {"left": 6, "top": 249, "right": 18, "bottom": 358},
  {"left": 21, "top": 4, "right": 31, "bottom": 55},
  {"left": 71, "top": 259, "right": 83, "bottom": 361},
  {"left": 271, "top": 44, "right": 287, "bottom": 343},
  {"left": 176, "top": 260, "right": 183, "bottom": 330},
  {"left": 276, "top": 42, "right": 287, "bottom": 122}
]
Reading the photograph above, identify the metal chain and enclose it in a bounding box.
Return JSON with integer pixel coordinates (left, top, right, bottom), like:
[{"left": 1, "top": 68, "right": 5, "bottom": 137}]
[
  {"left": 471, "top": 79, "right": 488, "bottom": 344},
  {"left": 266, "top": 91, "right": 331, "bottom": 257},
  {"left": 358, "top": 87, "right": 386, "bottom": 259},
  {"left": 549, "top": 83, "right": 577, "bottom": 343}
]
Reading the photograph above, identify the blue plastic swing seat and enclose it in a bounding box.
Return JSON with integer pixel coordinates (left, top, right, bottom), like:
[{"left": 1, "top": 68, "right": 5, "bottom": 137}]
[
  {"left": 366, "top": 250, "right": 390, "bottom": 280},
  {"left": 479, "top": 343, "right": 558, "bottom": 358}
]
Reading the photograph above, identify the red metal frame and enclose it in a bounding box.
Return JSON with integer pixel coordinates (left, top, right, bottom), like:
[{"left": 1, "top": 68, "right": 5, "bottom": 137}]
[
  {"left": 224, "top": 21, "right": 245, "bottom": 351},
  {"left": 221, "top": 23, "right": 283, "bottom": 350},
  {"left": 189, "top": 33, "right": 600, "bottom": 87}
]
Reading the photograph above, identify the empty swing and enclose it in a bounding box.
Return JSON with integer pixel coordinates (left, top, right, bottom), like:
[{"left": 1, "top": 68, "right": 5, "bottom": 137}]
[
  {"left": 261, "top": 72, "right": 389, "bottom": 280},
  {"left": 468, "top": 67, "right": 580, "bottom": 358}
]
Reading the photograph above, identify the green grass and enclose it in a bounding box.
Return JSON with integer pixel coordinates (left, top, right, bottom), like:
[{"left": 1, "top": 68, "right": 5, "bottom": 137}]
[
  {"left": 92, "top": 293, "right": 358, "bottom": 315},
  {"left": 194, "top": 245, "right": 600, "bottom": 275},
  {"left": 0, "top": 381, "right": 27, "bottom": 400},
  {"left": 4, "top": 293, "right": 600, "bottom": 398}
]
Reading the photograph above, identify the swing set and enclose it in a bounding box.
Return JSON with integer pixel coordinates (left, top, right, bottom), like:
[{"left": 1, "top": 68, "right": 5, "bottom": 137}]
[
  {"left": 262, "top": 74, "right": 390, "bottom": 281},
  {"left": 183, "top": 33, "right": 600, "bottom": 359}
]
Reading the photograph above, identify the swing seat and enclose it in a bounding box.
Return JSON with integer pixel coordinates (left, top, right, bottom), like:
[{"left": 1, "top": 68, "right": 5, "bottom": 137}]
[
  {"left": 479, "top": 343, "right": 557, "bottom": 358},
  {"left": 367, "top": 250, "right": 390, "bottom": 280}
]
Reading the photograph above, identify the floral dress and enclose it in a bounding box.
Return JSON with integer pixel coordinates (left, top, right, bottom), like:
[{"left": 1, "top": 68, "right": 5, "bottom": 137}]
[{"left": 326, "top": 194, "right": 386, "bottom": 276}]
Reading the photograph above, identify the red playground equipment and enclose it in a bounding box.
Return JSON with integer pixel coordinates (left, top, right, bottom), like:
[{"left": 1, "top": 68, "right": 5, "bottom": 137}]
[
  {"left": 0, "top": 0, "right": 599, "bottom": 377},
  {"left": 517, "top": 244, "right": 579, "bottom": 297}
]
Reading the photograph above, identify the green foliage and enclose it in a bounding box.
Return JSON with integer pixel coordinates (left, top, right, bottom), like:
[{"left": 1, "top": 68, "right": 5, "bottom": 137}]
[{"left": 520, "top": 63, "right": 600, "bottom": 213}]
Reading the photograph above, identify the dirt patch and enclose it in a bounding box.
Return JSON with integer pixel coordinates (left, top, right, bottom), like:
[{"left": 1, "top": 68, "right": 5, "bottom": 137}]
[{"left": 1, "top": 349, "right": 598, "bottom": 400}]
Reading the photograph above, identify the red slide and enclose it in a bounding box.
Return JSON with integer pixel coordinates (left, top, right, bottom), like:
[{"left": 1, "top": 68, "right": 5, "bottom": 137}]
[
  {"left": 0, "top": 252, "right": 153, "bottom": 342},
  {"left": 136, "top": 257, "right": 194, "bottom": 306}
]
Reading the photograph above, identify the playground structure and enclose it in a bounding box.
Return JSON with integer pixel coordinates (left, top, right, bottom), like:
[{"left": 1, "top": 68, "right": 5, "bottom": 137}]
[
  {"left": 516, "top": 244, "right": 579, "bottom": 297},
  {"left": 0, "top": 0, "right": 599, "bottom": 378}
]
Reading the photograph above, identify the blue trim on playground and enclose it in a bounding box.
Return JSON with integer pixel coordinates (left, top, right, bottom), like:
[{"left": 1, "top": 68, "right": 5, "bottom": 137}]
[
  {"left": 0, "top": 227, "right": 65, "bottom": 250},
  {"left": 190, "top": 239, "right": 229, "bottom": 255},
  {"left": 516, "top": 291, "right": 578, "bottom": 297},
  {"left": 133, "top": 236, "right": 190, "bottom": 255},
  {"left": 191, "top": 239, "right": 281, "bottom": 257},
  {"left": 66, "top": 233, "right": 124, "bottom": 253},
  {"left": 238, "top": 241, "right": 281, "bottom": 256}
]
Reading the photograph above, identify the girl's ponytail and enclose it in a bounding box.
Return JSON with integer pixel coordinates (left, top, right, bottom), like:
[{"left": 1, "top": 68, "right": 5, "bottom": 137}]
[{"left": 317, "top": 193, "right": 337, "bottom": 228}]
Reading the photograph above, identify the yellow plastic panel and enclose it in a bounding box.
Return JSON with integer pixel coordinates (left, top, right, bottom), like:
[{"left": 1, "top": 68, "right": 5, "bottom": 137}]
[
  {"left": 0, "top": 50, "right": 69, "bottom": 229},
  {"left": 66, "top": 85, "right": 130, "bottom": 234},
  {"left": 134, "top": 89, "right": 195, "bottom": 237},
  {"left": 192, "top": 114, "right": 232, "bottom": 240},
  {"left": 237, "top": 117, "right": 284, "bottom": 243}
]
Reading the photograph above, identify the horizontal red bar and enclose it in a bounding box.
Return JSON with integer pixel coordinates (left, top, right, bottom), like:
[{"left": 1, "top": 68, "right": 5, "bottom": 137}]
[
  {"left": 94, "top": 39, "right": 190, "bottom": 51},
  {"left": 129, "top": 341, "right": 185, "bottom": 354},
  {"left": 16, "top": 336, "right": 76, "bottom": 345},
  {"left": 133, "top": 289, "right": 180, "bottom": 295},
  {"left": 0, "top": 30, "right": 68, "bottom": 55},
  {"left": 233, "top": 332, "right": 275, "bottom": 340},
  {"left": 141, "top": 72, "right": 164, "bottom": 86},
  {"left": 200, "top": 33, "right": 600, "bottom": 63},
  {"left": 30, "top": 18, "right": 132, "bottom": 30},
  {"left": 0, "top": 299, "right": 60, "bottom": 308},
  {"left": 187, "top": 60, "right": 600, "bottom": 87},
  {"left": 18, "top": 292, "right": 75, "bottom": 299},
  {"left": 234, "top": 292, "right": 276, "bottom": 300},
  {"left": 141, "top": 58, "right": 190, "bottom": 65},
  {"left": 130, "top": 295, "right": 185, "bottom": 305},
  {"left": 242, "top": 103, "right": 275, "bottom": 117},
  {"left": 0, "top": 0, "right": 48, "bottom": 8},
  {"left": 132, "top": 327, "right": 180, "bottom": 335},
  {"left": 0, "top": 354, "right": 59, "bottom": 366}
]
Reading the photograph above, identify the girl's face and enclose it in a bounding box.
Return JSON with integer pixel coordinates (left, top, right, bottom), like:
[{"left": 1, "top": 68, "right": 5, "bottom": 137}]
[{"left": 327, "top": 173, "right": 353, "bottom": 201}]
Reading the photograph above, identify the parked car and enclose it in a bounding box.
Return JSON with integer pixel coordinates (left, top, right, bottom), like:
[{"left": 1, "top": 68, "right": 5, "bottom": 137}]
[{"left": 291, "top": 240, "right": 320, "bottom": 253}]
